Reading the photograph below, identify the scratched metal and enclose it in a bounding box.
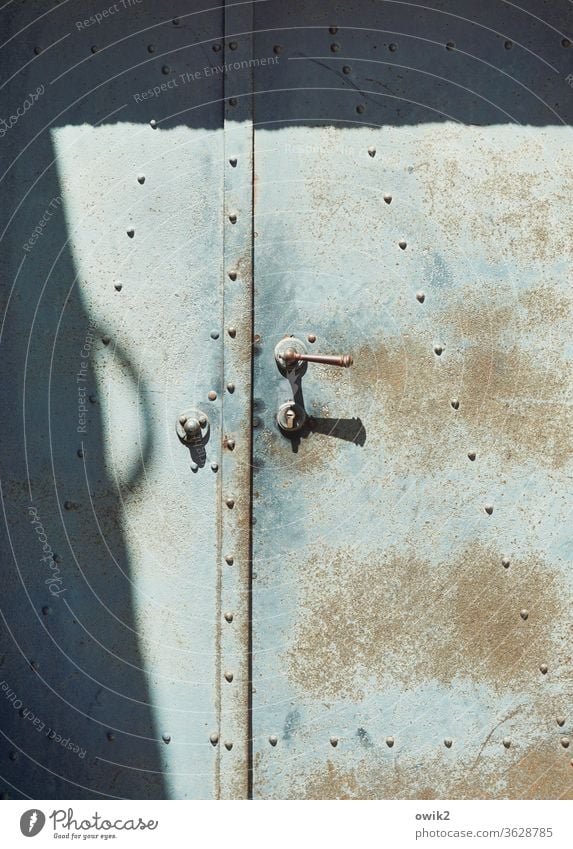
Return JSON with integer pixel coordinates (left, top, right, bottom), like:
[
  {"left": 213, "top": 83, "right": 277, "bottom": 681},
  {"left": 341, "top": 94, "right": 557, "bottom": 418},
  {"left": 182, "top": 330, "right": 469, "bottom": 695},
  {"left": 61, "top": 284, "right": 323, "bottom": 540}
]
[
  {"left": 0, "top": 1, "right": 226, "bottom": 799},
  {"left": 251, "top": 1, "right": 573, "bottom": 799}
]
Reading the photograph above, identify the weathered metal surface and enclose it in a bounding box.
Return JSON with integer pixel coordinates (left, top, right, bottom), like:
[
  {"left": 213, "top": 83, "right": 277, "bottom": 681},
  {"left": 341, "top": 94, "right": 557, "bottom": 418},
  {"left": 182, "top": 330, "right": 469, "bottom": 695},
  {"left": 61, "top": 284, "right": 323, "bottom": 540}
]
[
  {"left": 251, "top": 1, "right": 573, "bottom": 799},
  {"left": 0, "top": 0, "right": 226, "bottom": 799}
]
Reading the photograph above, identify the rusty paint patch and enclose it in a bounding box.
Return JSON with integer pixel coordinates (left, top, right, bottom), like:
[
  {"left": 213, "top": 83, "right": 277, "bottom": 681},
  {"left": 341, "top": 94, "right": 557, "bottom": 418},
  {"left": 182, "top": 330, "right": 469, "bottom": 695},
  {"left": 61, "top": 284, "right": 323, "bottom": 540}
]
[{"left": 286, "top": 543, "right": 561, "bottom": 699}]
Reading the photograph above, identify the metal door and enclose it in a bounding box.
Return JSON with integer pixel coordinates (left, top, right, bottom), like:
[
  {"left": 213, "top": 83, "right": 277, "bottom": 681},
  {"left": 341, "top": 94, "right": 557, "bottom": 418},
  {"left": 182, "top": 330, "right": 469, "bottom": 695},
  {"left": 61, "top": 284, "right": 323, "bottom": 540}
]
[
  {"left": 0, "top": 0, "right": 251, "bottom": 800},
  {"left": 250, "top": 1, "right": 573, "bottom": 800},
  {"left": 1, "top": 0, "right": 571, "bottom": 802}
]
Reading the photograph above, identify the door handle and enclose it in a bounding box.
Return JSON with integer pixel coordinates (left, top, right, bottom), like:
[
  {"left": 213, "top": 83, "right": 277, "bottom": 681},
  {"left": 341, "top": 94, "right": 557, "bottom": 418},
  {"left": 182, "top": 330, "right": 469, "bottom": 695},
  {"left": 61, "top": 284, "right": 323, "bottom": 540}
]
[{"left": 274, "top": 337, "right": 353, "bottom": 375}]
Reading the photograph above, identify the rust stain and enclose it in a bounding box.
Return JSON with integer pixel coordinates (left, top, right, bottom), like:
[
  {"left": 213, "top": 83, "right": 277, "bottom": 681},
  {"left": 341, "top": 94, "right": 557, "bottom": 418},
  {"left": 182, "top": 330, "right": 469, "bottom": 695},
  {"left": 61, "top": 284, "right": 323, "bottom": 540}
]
[
  {"left": 286, "top": 543, "right": 561, "bottom": 699},
  {"left": 346, "top": 292, "right": 572, "bottom": 471}
]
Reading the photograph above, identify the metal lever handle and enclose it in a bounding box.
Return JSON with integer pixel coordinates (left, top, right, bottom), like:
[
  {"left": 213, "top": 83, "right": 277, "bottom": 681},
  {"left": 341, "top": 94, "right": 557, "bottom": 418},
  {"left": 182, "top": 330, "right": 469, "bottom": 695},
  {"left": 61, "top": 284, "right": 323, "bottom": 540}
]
[{"left": 282, "top": 349, "right": 353, "bottom": 368}]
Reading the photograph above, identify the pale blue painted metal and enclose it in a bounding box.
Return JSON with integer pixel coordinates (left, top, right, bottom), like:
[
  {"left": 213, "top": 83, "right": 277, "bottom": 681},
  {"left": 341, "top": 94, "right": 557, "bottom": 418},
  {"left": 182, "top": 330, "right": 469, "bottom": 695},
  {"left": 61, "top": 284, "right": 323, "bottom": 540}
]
[
  {"left": 251, "top": 1, "right": 573, "bottom": 799},
  {"left": 0, "top": 0, "right": 227, "bottom": 799}
]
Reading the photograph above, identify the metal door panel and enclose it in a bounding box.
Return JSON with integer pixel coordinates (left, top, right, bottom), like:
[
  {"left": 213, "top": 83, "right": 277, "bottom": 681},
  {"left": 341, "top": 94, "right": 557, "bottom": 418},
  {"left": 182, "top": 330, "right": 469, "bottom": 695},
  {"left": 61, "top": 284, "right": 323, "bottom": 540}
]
[
  {"left": 251, "top": 1, "right": 573, "bottom": 799},
  {"left": 0, "top": 0, "right": 229, "bottom": 799}
]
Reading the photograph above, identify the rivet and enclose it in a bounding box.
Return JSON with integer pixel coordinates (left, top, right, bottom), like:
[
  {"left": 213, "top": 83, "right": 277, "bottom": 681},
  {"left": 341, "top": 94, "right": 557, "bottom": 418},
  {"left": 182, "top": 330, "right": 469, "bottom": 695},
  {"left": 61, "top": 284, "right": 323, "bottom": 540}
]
[
  {"left": 446, "top": 41, "right": 455, "bottom": 51},
  {"left": 147, "top": 44, "right": 155, "bottom": 53},
  {"left": 269, "top": 735, "right": 278, "bottom": 746},
  {"left": 77, "top": 448, "right": 84, "bottom": 458},
  {"left": 225, "top": 555, "right": 234, "bottom": 565},
  {"left": 504, "top": 40, "right": 513, "bottom": 49},
  {"left": 89, "top": 395, "right": 97, "bottom": 404},
  {"left": 228, "top": 326, "right": 237, "bottom": 337},
  {"left": 210, "top": 462, "right": 219, "bottom": 473},
  {"left": 331, "top": 43, "right": 340, "bottom": 53},
  {"left": 213, "top": 43, "right": 222, "bottom": 53},
  {"left": 384, "top": 194, "right": 392, "bottom": 204},
  {"left": 562, "top": 38, "right": 571, "bottom": 48},
  {"left": 502, "top": 556, "right": 510, "bottom": 568},
  {"left": 253, "top": 416, "right": 261, "bottom": 427},
  {"left": 329, "top": 26, "right": 338, "bottom": 35},
  {"left": 91, "top": 45, "right": 99, "bottom": 53},
  {"left": 224, "top": 671, "right": 234, "bottom": 682},
  {"left": 9, "top": 751, "right": 18, "bottom": 761},
  {"left": 229, "top": 40, "right": 238, "bottom": 50},
  {"left": 210, "top": 732, "right": 219, "bottom": 746},
  {"left": 557, "top": 717, "right": 566, "bottom": 727},
  {"left": 114, "top": 281, "right": 123, "bottom": 291},
  {"left": 229, "top": 97, "right": 238, "bottom": 107},
  {"left": 190, "top": 462, "right": 198, "bottom": 472},
  {"left": 368, "top": 146, "right": 376, "bottom": 157},
  {"left": 102, "top": 335, "right": 111, "bottom": 345},
  {"left": 226, "top": 497, "right": 235, "bottom": 509},
  {"left": 444, "top": 738, "right": 453, "bottom": 748},
  {"left": 228, "top": 212, "right": 237, "bottom": 224},
  {"left": 53, "top": 553, "right": 62, "bottom": 563},
  {"left": 224, "top": 612, "right": 234, "bottom": 623},
  {"left": 307, "top": 333, "right": 317, "bottom": 343},
  {"left": 34, "top": 46, "right": 42, "bottom": 55},
  {"left": 229, "top": 157, "right": 238, "bottom": 167},
  {"left": 540, "top": 663, "right": 548, "bottom": 675},
  {"left": 253, "top": 334, "right": 261, "bottom": 344},
  {"left": 561, "top": 737, "right": 570, "bottom": 748},
  {"left": 273, "top": 45, "right": 282, "bottom": 55},
  {"left": 162, "top": 65, "right": 171, "bottom": 75},
  {"left": 224, "top": 741, "right": 233, "bottom": 750},
  {"left": 386, "top": 736, "right": 395, "bottom": 748},
  {"left": 399, "top": 240, "right": 407, "bottom": 250},
  {"left": 197, "top": 412, "right": 206, "bottom": 424},
  {"left": 42, "top": 606, "right": 51, "bottom": 616},
  {"left": 434, "top": 344, "right": 443, "bottom": 355},
  {"left": 172, "top": 17, "right": 180, "bottom": 26},
  {"left": 342, "top": 65, "right": 351, "bottom": 74},
  {"left": 389, "top": 42, "right": 397, "bottom": 52},
  {"left": 468, "top": 451, "right": 476, "bottom": 461},
  {"left": 228, "top": 269, "right": 237, "bottom": 280},
  {"left": 416, "top": 291, "right": 425, "bottom": 303},
  {"left": 520, "top": 609, "right": 529, "bottom": 620},
  {"left": 208, "top": 391, "right": 217, "bottom": 401},
  {"left": 485, "top": 504, "right": 494, "bottom": 515},
  {"left": 226, "top": 438, "right": 236, "bottom": 451},
  {"left": 330, "top": 736, "right": 339, "bottom": 747},
  {"left": 450, "top": 398, "right": 460, "bottom": 410},
  {"left": 227, "top": 382, "right": 235, "bottom": 393},
  {"left": 356, "top": 104, "right": 365, "bottom": 114},
  {"left": 503, "top": 737, "right": 511, "bottom": 748},
  {"left": 64, "top": 500, "right": 73, "bottom": 510},
  {"left": 137, "top": 174, "right": 145, "bottom": 185},
  {"left": 162, "top": 733, "right": 171, "bottom": 744},
  {"left": 126, "top": 227, "right": 135, "bottom": 238},
  {"left": 106, "top": 731, "right": 115, "bottom": 741},
  {"left": 210, "top": 329, "right": 220, "bottom": 339},
  {"left": 150, "top": 119, "right": 157, "bottom": 129},
  {"left": 30, "top": 660, "right": 39, "bottom": 670}
]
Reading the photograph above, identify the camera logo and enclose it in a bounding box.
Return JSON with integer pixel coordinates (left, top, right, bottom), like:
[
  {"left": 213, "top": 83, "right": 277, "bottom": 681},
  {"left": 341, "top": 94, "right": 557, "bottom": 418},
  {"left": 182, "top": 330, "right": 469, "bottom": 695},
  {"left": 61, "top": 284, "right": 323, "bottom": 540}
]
[{"left": 20, "top": 809, "right": 46, "bottom": 837}]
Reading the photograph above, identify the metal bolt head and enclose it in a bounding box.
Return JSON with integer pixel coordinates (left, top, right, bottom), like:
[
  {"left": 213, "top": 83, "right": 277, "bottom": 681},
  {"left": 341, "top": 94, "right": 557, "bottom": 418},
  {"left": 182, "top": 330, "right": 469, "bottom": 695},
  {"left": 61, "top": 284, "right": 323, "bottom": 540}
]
[
  {"left": 226, "top": 438, "right": 236, "bottom": 451},
  {"left": 228, "top": 269, "right": 237, "bottom": 281},
  {"left": 190, "top": 462, "right": 198, "bottom": 472},
  {"left": 468, "top": 451, "right": 477, "bottom": 461},
  {"left": 386, "top": 736, "right": 395, "bottom": 748},
  {"left": 561, "top": 737, "right": 570, "bottom": 748},
  {"left": 503, "top": 737, "right": 511, "bottom": 748},
  {"left": 540, "top": 663, "right": 549, "bottom": 675},
  {"left": 226, "top": 497, "right": 235, "bottom": 509},
  {"left": 162, "top": 65, "right": 171, "bottom": 75},
  {"left": 444, "top": 738, "right": 453, "bottom": 748},
  {"left": 229, "top": 157, "right": 237, "bottom": 167},
  {"left": 77, "top": 448, "right": 84, "bottom": 458},
  {"left": 342, "top": 65, "right": 351, "bottom": 74},
  {"left": 210, "top": 462, "right": 218, "bottom": 473},
  {"left": 137, "top": 174, "right": 145, "bottom": 185},
  {"left": 367, "top": 146, "right": 376, "bottom": 158},
  {"left": 329, "top": 26, "right": 338, "bottom": 34},
  {"left": 484, "top": 504, "right": 494, "bottom": 515},
  {"left": 451, "top": 398, "right": 460, "bottom": 410},
  {"left": 330, "top": 736, "right": 339, "bottom": 747},
  {"left": 224, "top": 741, "right": 233, "bottom": 751},
  {"left": 307, "top": 333, "right": 317, "bottom": 343},
  {"left": 356, "top": 104, "right": 365, "bottom": 114},
  {"left": 147, "top": 44, "right": 156, "bottom": 53},
  {"left": 228, "top": 326, "right": 237, "bottom": 337},
  {"left": 107, "top": 731, "right": 115, "bottom": 742},
  {"left": 330, "top": 43, "right": 340, "bottom": 52},
  {"left": 213, "top": 43, "right": 222, "bottom": 53},
  {"left": 389, "top": 42, "right": 397, "bottom": 52},
  {"left": 210, "top": 329, "right": 220, "bottom": 339},
  {"left": 384, "top": 194, "right": 392, "bottom": 204},
  {"left": 227, "top": 382, "right": 235, "bottom": 393},
  {"left": 41, "top": 606, "right": 51, "bottom": 616},
  {"left": 228, "top": 97, "right": 238, "bottom": 107},
  {"left": 210, "top": 733, "right": 219, "bottom": 746},
  {"left": 183, "top": 418, "right": 200, "bottom": 435},
  {"left": 162, "top": 733, "right": 171, "bottom": 744},
  {"left": 229, "top": 212, "right": 237, "bottom": 224},
  {"left": 208, "top": 391, "right": 217, "bottom": 401},
  {"left": 416, "top": 291, "right": 425, "bottom": 303},
  {"left": 273, "top": 45, "right": 282, "bottom": 54},
  {"left": 102, "top": 335, "right": 111, "bottom": 345},
  {"left": 150, "top": 119, "right": 157, "bottom": 129},
  {"left": 501, "top": 556, "right": 510, "bottom": 568},
  {"left": 225, "top": 554, "right": 234, "bottom": 564},
  {"left": 126, "top": 227, "right": 135, "bottom": 238},
  {"left": 229, "top": 40, "right": 238, "bottom": 50},
  {"left": 434, "top": 344, "right": 443, "bottom": 356},
  {"left": 520, "top": 609, "right": 529, "bottom": 620},
  {"left": 198, "top": 415, "right": 207, "bottom": 427},
  {"left": 557, "top": 716, "right": 566, "bottom": 727},
  {"left": 114, "top": 281, "right": 123, "bottom": 291},
  {"left": 224, "top": 612, "right": 234, "bottom": 623},
  {"left": 224, "top": 671, "right": 234, "bottom": 682},
  {"left": 399, "top": 240, "right": 407, "bottom": 250},
  {"left": 269, "top": 735, "right": 278, "bottom": 747}
]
